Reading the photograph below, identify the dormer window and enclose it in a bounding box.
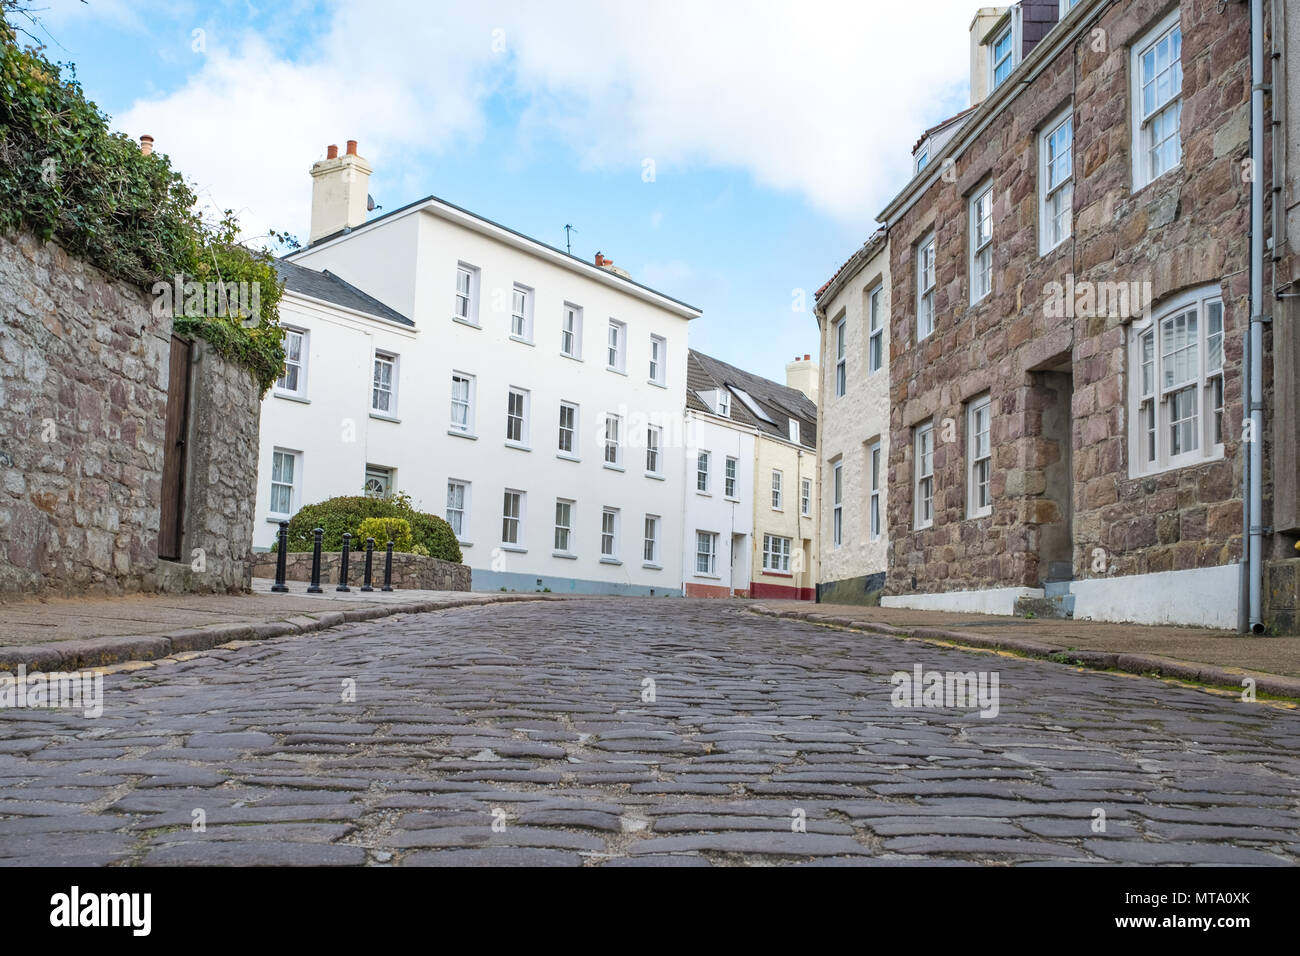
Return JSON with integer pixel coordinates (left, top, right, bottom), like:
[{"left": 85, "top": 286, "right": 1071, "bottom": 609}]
[
  {"left": 991, "top": 24, "right": 1015, "bottom": 89},
  {"left": 788, "top": 419, "right": 800, "bottom": 444},
  {"left": 915, "top": 143, "right": 930, "bottom": 174},
  {"left": 714, "top": 389, "right": 730, "bottom": 417}
]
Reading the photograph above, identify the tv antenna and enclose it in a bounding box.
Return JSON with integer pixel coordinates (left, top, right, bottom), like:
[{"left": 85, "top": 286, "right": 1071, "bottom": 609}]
[{"left": 564, "top": 223, "right": 578, "bottom": 255}]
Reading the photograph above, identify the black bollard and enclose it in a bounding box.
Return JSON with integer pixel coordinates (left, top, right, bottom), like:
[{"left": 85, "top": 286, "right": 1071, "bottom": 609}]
[
  {"left": 307, "top": 527, "right": 324, "bottom": 594},
  {"left": 272, "top": 521, "right": 289, "bottom": 593},
  {"left": 361, "top": 537, "right": 375, "bottom": 592},
  {"left": 381, "top": 539, "right": 395, "bottom": 592},
  {"left": 337, "top": 533, "right": 352, "bottom": 592}
]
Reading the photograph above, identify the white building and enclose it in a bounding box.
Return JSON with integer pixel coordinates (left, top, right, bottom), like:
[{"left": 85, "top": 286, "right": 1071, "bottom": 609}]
[{"left": 255, "top": 141, "right": 700, "bottom": 595}]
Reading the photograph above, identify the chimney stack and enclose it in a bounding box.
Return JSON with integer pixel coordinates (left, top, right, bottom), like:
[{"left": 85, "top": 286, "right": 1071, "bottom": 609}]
[
  {"left": 309, "top": 139, "right": 373, "bottom": 244},
  {"left": 594, "top": 251, "right": 630, "bottom": 279},
  {"left": 785, "top": 354, "right": 819, "bottom": 403},
  {"left": 139, "top": 135, "right": 154, "bottom": 156}
]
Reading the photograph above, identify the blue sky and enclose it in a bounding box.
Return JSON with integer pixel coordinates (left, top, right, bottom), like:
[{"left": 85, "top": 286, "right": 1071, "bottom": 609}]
[{"left": 24, "top": 0, "right": 973, "bottom": 383}]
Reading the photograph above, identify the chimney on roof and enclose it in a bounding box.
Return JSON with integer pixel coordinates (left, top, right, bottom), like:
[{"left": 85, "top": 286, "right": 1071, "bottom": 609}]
[
  {"left": 139, "top": 135, "right": 154, "bottom": 156},
  {"left": 309, "top": 139, "right": 372, "bottom": 244},
  {"left": 594, "top": 250, "right": 631, "bottom": 279},
  {"left": 785, "top": 354, "right": 819, "bottom": 403}
]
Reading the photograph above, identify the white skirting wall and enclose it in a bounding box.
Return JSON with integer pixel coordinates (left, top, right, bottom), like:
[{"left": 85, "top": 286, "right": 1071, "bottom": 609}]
[
  {"left": 1070, "top": 564, "right": 1240, "bottom": 629},
  {"left": 881, "top": 587, "right": 1042, "bottom": 616}
]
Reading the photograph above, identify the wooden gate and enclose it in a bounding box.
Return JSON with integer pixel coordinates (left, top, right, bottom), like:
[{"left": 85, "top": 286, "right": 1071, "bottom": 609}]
[{"left": 157, "top": 335, "right": 192, "bottom": 561}]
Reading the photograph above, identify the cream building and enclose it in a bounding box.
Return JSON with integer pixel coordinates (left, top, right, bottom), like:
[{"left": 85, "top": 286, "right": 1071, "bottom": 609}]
[
  {"left": 813, "top": 230, "right": 891, "bottom": 604},
  {"left": 685, "top": 350, "right": 818, "bottom": 600}
]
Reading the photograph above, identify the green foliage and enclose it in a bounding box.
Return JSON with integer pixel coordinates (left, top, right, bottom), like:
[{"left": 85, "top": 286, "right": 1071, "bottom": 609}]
[
  {"left": 356, "top": 517, "right": 412, "bottom": 553},
  {"left": 0, "top": 17, "right": 285, "bottom": 392},
  {"left": 409, "top": 543, "right": 431, "bottom": 557},
  {"left": 282, "top": 492, "right": 463, "bottom": 563}
]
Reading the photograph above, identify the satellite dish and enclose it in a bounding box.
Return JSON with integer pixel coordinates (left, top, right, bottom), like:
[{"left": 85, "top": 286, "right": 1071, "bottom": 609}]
[{"left": 367, "top": 194, "right": 381, "bottom": 212}]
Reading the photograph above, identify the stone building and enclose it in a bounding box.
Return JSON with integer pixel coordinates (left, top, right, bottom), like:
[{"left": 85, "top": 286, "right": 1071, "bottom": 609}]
[
  {"left": 814, "top": 230, "right": 891, "bottom": 605},
  {"left": 873, "top": 0, "right": 1294, "bottom": 628}
]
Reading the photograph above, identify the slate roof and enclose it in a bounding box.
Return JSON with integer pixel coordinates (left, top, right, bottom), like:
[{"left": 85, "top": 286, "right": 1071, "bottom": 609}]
[
  {"left": 687, "top": 349, "right": 817, "bottom": 449},
  {"left": 273, "top": 259, "right": 414, "bottom": 327}
]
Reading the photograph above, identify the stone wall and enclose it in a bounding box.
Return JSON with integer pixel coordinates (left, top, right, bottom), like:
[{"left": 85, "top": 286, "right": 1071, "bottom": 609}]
[
  {"left": 250, "top": 551, "right": 471, "bottom": 592},
  {"left": 885, "top": 0, "right": 1264, "bottom": 601},
  {"left": 0, "top": 229, "right": 260, "bottom": 597}
]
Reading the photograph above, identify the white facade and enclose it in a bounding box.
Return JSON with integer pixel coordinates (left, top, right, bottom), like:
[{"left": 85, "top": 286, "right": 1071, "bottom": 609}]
[
  {"left": 258, "top": 187, "right": 699, "bottom": 595},
  {"left": 681, "top": 409, "right": 756, "bottom": 597}
]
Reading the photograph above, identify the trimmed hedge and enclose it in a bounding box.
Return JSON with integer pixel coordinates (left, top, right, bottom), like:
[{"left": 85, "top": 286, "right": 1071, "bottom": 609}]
[
  {"left": 281, "top": 493, "right": 462, "bottom": 564},
  {"left": 356, "top": 517, "right": 412, "bottom": 553}
]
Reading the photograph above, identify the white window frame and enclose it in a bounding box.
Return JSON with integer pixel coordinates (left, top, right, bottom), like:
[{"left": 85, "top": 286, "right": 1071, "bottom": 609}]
[
  {"left": 371, "top": 351, "right": 397, "bottom": 416},
  {"left": 914, "top": 421, "right": 934, "bottom": 530},
  {"left": 868, "top": 442, "right": 882, "bottom": 541},
  {"left": 724, "top": 456, "right": 738, "bottom": 499},
  {"left": 606, "top": 320, "right": 626, "bottom": 373},
  {"left": 1059, "top": 0, "right": 1081, "bottom": 17},
  {"left": 510, "top": 283, "right": 534, "bottom": 342},
  {"left": 553, "top": 498, "right": 574, "bottom": 555},
  {"left": 446, "top": 480, "right": 470, "bottom": 541},
  {"left": 649, "top": 334, "right": 667, "bottom": 386},
  {"left": 915, "top": 142, "right": 930, "bottom": 174},
  {"left": 696, "top": 450, "right": 711, "bottom": 493},
  {"left": 834, "top": 315, "right": 847, "bottom": 397},
  {"left": 1127, "top": 286, "right": 1226, "bottom": 478},
  {"left": 762, "top": 534, "right": 792, "bottom": 573},
  {"left": 269, "top": 448, "right": 299, "bottom": 518},
  {"left": 454, "top": 263, "right": 480, "bottom": 326},
  {"left": 970, "top": 182, "right": 993, "bottom": 304},
  {"left": 449, "top": 371, "right": 476, "bottom": 435},
  {"left": 505, "top": 387, "right": 530, "bottom": 447},
  {"left": 558, "top": 401, "right": 579, "bottom": 457},
  {"left": 771, "top": 469, "right": 784, "bottom": 511},
  {"left": 643, "top": 515, "right": 660, "bottom": 565},
  {"left": 275, "top": 327, "right": 308, "bottom": 396},
  {"left": 695, "top": 531, "right": 718, "bottom": 576},
  {"left": 715, "top": 390, "right": 731, "bottom": 417},
  {"left": 561, "top": 303, "right": 583, "bottom": 358},
  {"left": 832, "top": 459, "right": 843, "bottom": 547},
  {"left": 603, "top": 413, "right": 623, "bottom": 467},
  {"left": 917, "top": 235, "right": 936, "bottom": 341},
  {"left": 600, "top": 507, "right": 619, "bottom": 560},
  {"left": 990, "top": 21, "right": 1015, "bottom": 90},
  {"left": 800, "top": 477, "right": 812, "bottom": 517},
  {"left": 501, "top": 489, "right": 525, "bottom": 547},
  {"left": 868, "top": 287, "right": 884, "bottom": 374},
  {"left": 645, "top": 424, "right": 663, "bottom": 476},
  {"left": 967, "top": 394, "right": 993, "bottom": 518},
  {"left": 1130, "top": 9, "right": 1183, "bottom": 190},
  {"left": 1039, "top": 108, "right": 1074, "bottom": 255}
]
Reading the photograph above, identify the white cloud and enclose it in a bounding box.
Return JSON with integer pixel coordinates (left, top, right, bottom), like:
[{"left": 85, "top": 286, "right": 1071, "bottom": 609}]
[{"left": 109, "top": 0, "right": 975, "bottom": 239}]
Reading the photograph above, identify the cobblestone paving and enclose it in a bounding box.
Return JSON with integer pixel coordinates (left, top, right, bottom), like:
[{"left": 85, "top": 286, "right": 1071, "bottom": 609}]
[{"left": 2, "top": 598, "right": 1298, "bottom": 866}]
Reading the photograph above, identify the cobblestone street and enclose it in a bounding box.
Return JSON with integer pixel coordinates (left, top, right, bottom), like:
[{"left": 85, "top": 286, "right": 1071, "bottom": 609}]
[{"left": 2, "top": 598, "right": 1298, "bottom": 866}]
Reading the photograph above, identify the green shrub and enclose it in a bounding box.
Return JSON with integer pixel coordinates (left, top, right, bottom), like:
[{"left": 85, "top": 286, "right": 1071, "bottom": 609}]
[
  {"left": 282, "top": 492, "right": 462, "bottom": 563},
  {"left": 409, "top": 543, "right": 430, "bottom": 557},
  {"left": 356, "top": 517, "right": 412, "bottom": 553}
]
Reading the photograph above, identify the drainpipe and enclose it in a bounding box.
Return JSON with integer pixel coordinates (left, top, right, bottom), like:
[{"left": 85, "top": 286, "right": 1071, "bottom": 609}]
[{"left": 1248, "top": 0, "right": 1267, "bottom": 633}]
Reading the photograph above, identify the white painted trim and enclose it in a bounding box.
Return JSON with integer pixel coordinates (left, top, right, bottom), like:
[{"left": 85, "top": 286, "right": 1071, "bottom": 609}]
[
  {"left": 1071, "top": 564, "right": 1238, "bottom": 629},
  {"left": 883, "top": 586, "right": 1042, "bottom": 616}
]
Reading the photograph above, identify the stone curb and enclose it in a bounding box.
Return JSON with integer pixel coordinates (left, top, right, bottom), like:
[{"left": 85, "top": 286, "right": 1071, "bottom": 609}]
[
  {"left": 750, "top": 605, "right": 1300, "bottom": 700},
  {"left": 0, "top": 593, "right": 561, "bottom": 673}
]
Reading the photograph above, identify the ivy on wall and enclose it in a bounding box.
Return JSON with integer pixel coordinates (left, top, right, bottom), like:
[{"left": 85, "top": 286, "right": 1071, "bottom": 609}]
[{"left": 0, "top": 9, "right": 286, "bottom": 393}]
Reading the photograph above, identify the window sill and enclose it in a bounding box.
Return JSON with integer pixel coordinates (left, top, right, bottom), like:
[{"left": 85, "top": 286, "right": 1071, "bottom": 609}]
[
  {"left": 725, "top": 495, "right": 740, "bottom": 503},
  {"left": 509, "top": 335, "right": 535, "bottom": 347},
  {"left": 556, "top": 452, "right": 581, "bottom": 463},
  {"left": 771, "top": 507, "right": 784, "bottom": 513},
  {"left": 642, "top": 562, "right": 662, "bottom": 571},
  {"left": 370, "top": 412, "right": 400, "bottom": 423},
  {"left": 552, "top": 550, "right": 578, "bottom": 560},
  {"left": 967, "top": 508, "right": 993, "bottom": 520},
  {"left": 458, "top": 540, "right": 474, "bottom": 548},
  {"left": 696, "top": 491, "right": 712, "bottom": 497},
  {"left": 599, "top": 557, "right": 623, "bottom": 566},
  {"left": 1130, "top": 163, "right": 1182, "bottom": 199},
  {"left": 606, "top": 366, "right": 628, "bottom": 377},
  {"left": 266, "top": 515, "right": 292, "bottom": 525},
  {"left": 504, "top": 441, "right": 532, "bottom": 452},
  {"left": 499, "top": 545, "right": 527, "bottom": 554},
  {"left": 603, "top": 463, "right": 626, "bottom": 473},
  {"left": 1130, "top": 448, "right": 1225, "bottom": 481},
  {"left": 647, "top": 379, "right": 667, "bottom": 389},
  {"left": 273, "top": 392, "right": 310, "bottom": 404},
  {"left": 452, "top": 316, "right": 481, "bottom": 330},
  {"left": 448, "top": 429, "right": 478, "bottom": 440},
  {"left": 561, "top": 352, "right": 584, "bottom": 362},
  {"left": 761, "top": 570, "right": 793, "bottom": 578},
  {"left": 644, "top": 472, "right": 665, "bottom": 481}
]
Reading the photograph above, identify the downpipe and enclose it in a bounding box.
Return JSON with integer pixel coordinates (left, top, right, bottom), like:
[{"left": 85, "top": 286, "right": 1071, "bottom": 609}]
[{"left": 1248, "top": 0, "right": 1267, "bottom": 633}]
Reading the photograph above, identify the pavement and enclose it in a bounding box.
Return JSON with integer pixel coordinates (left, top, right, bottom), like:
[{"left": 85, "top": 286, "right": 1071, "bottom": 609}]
[
  {"left": 0, "top": 579, "right": 564, "bottom": 671},
  {"left": 0, "top": 598, "right": 1297, "bottom": 866},
  {"left": 755, "top": 600, "right": 1300, "bottom": 697}
]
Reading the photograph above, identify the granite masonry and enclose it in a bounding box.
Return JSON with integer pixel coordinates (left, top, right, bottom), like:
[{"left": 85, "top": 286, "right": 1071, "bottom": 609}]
[
  {"left": 0, "top": 229, "right": 261, "bottom": 597},
  {"left": 250, "top": 550, "right": 471, "bottom": 591}
]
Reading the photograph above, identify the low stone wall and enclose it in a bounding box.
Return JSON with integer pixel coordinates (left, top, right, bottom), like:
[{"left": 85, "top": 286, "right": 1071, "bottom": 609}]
[
  {"left": 1265, "top": 559, "right": 1300, "bottom": 635},
  {"left": 251, "top": 550, "right": 471, "bottom": 591}
]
